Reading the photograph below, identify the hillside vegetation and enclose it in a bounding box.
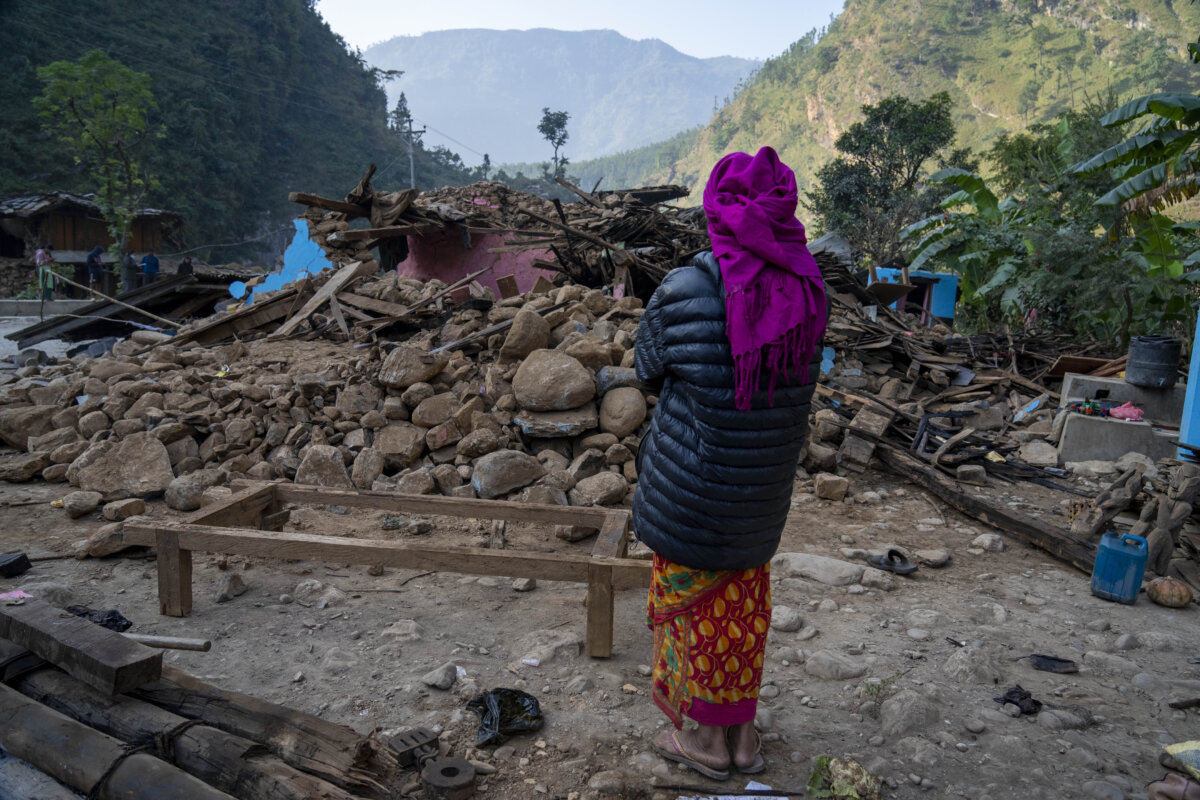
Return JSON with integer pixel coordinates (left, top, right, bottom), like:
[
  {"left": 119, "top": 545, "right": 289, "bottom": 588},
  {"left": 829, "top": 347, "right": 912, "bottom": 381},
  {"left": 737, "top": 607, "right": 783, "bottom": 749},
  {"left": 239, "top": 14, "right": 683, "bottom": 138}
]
[
  {"left": 365, "top": 29, "right": 757, "bottom": 163},
  {"left": 587, "top": 0, "right": 1199, "bottom": 198},
  {"left": 0, "top": 0, "right": 474, "bottom": 258}
]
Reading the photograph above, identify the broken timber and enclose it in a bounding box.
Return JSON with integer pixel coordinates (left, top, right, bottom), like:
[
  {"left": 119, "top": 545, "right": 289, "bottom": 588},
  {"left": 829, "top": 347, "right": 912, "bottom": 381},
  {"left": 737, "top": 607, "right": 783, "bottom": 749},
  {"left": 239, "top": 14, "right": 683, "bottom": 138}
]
[
  {"left": 121, "top": 481, "right": 648, "bottom": 658},
  {"left": 879, "top": 446, "right": 1096, "bottom": 573},
  {"left": 0, "top": 597, "right": 161, "bottom": 695}
]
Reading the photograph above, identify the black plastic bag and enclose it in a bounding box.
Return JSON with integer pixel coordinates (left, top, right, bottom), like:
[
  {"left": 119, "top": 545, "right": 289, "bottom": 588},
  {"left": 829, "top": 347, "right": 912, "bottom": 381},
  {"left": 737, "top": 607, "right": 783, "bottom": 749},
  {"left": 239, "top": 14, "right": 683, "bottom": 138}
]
[
  {"left": 994, "top": 684, "right": 1041, "bottom": 715},
  {"left": 67, "top": 605, "right": 133, "bottom": 632},
  {"left": 467, "top": 688, "right": 544, "bottom": 746}
]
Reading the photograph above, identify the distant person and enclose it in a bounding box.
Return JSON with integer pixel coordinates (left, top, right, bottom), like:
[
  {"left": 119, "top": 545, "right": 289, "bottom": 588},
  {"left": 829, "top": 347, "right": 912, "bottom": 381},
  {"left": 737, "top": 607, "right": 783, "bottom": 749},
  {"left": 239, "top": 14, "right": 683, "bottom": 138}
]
[
  {"left": 34, "top": 244, "right": 55, "bottom": 300},
  {"left": 85, "top": 245, "right": 104, "bottom": 291},
  {"left": 177, "top": 256, "right": 194, "bottom": 276},
  {"left": 120, "top": 251, "right": 138, "bottom": 293},
  {"left": 139, "top": 250, "right": 160, "bottom": 286}
]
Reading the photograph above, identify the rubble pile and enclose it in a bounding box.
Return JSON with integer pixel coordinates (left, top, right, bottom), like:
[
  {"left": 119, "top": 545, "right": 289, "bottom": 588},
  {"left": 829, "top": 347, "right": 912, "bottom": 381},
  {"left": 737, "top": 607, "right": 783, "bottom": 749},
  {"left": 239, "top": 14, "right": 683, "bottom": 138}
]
[{"left": 0, "top": 274, "right": 652, "bottom": 555}]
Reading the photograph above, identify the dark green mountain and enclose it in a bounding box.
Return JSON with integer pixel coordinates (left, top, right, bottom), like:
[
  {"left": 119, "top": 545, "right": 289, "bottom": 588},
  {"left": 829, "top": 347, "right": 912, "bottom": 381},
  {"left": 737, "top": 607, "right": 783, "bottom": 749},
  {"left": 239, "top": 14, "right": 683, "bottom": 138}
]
[{"left": 0, "top": 0, "right": 470, "bottom": 259}]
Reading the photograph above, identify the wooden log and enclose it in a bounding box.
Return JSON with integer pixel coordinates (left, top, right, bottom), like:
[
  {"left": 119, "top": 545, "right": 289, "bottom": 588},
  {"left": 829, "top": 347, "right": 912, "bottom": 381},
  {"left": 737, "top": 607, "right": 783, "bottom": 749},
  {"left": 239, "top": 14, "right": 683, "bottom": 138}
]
[
  {"left": 132, "top": 664, "right": 399, "bottom": 798},
  {"left": 0, "top": 597, "right": 161, "bottom": 695},
  {"left": 1070, "top": 465, "right": 1146, "bottom": 537},
  {"left": 328, "top": 224, "right": 429, "bottom": 242},
  {"left": 12, "top": 668, "right": 363, "bottom": 800},
  {"left": 122, "top": 633, "right": 212, "bottom": 652},
  {"left": 272, "top": 261, "right": 377, "bottom": 338},
  {"left": 172, "top": 287, "right": 302, "bottom": 346},
  {"left": 878, "top": 446, "right": 1096, "bottom": 573},
  {"left": 287, "top": 192, "right": 368, "bottom": 218},
  {"left": 0, "top": 683, "right": 234, "bottom": 800},
  {"left": 0, "top": 749, "right": 80, "bottom": 800}
]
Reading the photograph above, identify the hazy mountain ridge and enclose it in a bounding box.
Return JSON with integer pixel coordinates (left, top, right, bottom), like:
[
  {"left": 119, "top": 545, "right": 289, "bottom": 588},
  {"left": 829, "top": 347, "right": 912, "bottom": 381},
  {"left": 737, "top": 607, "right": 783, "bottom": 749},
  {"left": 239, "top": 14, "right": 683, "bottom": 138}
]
[{"left": 364, "top": 28, "right": 759, "bottom": 163}]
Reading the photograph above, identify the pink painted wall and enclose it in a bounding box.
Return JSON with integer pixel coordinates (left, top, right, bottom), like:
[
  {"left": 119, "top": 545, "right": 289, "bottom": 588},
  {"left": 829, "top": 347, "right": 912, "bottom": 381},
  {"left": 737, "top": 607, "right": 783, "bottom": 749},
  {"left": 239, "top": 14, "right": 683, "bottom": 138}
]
[{"left": 400, "top": 229, "right": 557, "bottom": 296}]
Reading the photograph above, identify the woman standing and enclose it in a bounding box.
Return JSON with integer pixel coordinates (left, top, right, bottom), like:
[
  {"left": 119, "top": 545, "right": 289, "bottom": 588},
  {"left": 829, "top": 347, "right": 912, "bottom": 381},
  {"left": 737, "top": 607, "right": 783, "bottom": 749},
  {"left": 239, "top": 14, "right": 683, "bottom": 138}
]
[{"left": 636, "top": 147, "right": 827, "bottom": 780}]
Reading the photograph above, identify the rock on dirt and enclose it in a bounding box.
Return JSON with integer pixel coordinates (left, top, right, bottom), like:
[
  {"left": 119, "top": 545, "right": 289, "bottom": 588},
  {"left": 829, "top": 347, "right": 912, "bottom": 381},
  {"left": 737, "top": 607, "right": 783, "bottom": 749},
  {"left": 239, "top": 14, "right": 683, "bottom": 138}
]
[
  {"left": 61, "top": 490, "right": 103, "bottom": 519},
  {"left": 472, "top": 450, "right": 545, "bottom": 499},
  {"left": 512, "top": 350, "right": 595, "bottom": 411},
  {"left": 294, "top": 445, "right": 352, "bottom": 489},
  {"left": 773, "top": 552, "right": 863, "bottom": 586},
  {"left": 69, "top": 432, "right": 175, "bottom": 500}
]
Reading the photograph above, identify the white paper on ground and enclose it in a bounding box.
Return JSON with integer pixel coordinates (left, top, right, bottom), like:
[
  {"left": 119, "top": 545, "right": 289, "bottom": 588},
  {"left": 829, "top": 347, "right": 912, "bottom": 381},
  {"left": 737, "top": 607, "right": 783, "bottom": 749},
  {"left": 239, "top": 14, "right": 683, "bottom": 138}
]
[{"left": 677, "top": 780, "right": 775, "bottom": 800}]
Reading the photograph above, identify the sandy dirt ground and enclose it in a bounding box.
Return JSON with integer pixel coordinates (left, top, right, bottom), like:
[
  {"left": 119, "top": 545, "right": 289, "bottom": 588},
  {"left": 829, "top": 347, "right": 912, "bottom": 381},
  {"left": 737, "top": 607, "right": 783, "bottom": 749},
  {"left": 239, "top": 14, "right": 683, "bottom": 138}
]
[{"left": 1, "top": 467, "right": 1198, "bottom": 800}]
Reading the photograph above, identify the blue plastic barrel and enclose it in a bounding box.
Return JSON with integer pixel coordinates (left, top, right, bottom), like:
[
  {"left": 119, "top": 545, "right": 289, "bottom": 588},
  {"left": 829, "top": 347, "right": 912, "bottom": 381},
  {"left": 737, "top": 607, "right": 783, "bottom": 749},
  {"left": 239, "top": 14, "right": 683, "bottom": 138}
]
[{"left": 1090, "top": 533, "right": 1148, "bottom": 605}]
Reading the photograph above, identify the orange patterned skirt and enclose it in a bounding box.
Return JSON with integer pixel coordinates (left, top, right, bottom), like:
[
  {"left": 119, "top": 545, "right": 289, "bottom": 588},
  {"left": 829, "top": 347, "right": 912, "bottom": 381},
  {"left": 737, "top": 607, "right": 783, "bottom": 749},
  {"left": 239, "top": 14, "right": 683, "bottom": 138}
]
[{"left": 646, "top": 553, "right": 771, "bottom": 728}]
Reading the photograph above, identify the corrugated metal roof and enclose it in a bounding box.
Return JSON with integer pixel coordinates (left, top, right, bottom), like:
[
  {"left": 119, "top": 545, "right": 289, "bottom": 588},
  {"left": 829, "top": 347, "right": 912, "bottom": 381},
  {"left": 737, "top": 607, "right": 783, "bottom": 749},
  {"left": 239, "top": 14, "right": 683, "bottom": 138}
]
[{"left": 0, "top": 191, "right": 180, "bottom": 220}]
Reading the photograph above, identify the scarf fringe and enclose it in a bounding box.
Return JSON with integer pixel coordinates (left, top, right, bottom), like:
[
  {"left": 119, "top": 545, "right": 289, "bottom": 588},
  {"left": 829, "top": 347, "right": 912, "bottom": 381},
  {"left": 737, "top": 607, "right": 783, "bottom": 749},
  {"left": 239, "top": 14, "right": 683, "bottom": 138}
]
[{"left": 728, "top": 275, "right": 825, "bottom": 411}]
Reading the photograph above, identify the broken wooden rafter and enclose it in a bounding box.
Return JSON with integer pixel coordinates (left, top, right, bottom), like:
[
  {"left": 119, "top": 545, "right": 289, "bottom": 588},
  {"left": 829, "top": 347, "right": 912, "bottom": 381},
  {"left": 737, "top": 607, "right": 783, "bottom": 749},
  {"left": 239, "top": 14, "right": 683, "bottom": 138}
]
[{"left": 287, "top": 191, "right": 368, "bottom": 218}]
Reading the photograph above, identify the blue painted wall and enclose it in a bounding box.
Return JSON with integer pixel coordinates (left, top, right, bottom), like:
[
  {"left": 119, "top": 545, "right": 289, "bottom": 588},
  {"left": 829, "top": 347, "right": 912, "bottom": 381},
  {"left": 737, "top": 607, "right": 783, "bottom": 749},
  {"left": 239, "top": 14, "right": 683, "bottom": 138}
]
[
  {"left": 872, "top": 268, "right": 958, "bottom": 320},
  {"left": 229, "top": 219, "right": 334, "bottom": 303}
]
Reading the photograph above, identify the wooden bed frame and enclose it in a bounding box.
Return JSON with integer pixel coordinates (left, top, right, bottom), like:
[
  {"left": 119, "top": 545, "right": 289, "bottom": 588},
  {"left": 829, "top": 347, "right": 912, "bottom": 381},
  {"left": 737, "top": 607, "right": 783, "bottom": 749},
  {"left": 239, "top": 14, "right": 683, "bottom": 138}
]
[{"left": 122, "top": 482, "right": 652, "bottom": 658}]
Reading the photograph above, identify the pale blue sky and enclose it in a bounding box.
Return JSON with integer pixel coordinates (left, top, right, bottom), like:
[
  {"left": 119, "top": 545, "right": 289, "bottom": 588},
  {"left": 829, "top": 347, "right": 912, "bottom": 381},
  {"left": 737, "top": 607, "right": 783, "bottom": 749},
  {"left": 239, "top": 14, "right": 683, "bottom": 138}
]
[{"left": 316, "top": 0, "right": 846, "bottom": 60}]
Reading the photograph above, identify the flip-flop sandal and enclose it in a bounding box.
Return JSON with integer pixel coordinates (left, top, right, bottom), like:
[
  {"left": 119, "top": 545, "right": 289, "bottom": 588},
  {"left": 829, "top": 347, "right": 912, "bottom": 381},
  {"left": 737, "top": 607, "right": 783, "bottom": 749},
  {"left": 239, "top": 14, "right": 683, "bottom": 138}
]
[
  {"left": 867, "top": 549, "right": 918, "bottom": 576},
  {"left": 651, "top": 730, "right": 731, "bottom": 781},
  {"left": 725, "top": 727, "right": 766, "bottom": 774}
]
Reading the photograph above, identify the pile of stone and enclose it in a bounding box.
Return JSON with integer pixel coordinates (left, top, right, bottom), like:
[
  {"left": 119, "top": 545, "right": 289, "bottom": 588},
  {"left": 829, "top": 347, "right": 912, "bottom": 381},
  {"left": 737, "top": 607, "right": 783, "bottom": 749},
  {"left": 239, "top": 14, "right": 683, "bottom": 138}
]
[{"left": 0, "top": 275, "right": 650, "bottom": 549}]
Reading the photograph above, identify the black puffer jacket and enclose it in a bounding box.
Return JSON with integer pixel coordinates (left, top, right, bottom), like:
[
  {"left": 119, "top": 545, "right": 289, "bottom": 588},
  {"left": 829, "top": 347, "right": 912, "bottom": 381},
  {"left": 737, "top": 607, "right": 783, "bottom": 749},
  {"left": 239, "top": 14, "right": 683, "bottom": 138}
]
[{"left": 632, "top": 252, "right": 823, "bottom": 571}]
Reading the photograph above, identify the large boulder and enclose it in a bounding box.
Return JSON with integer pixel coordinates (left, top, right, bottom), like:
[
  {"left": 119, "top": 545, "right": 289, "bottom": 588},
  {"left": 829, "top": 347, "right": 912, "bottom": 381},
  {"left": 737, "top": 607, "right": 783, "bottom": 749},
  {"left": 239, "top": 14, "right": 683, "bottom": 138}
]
[
  {"left": 599, "top": 388, "right": 647, "bottom": 438},
  {"left": 62, "top": 490, "right": 104, "bottom": 519},
  {"left": 512, "top": 350, "right": 594, "bottom": 411},
  {"left": 411, "top": 393, "right": 459, "bottom": 428},
  {"left": 70, "top": 433, "right": 175, "bottom": 500},
  {"left": 375, "top": 423, "right": 426, "bottom": 470},
  {"left": 569, "top": 471, "right": 629, "bottom": 506},
  {"left": 0, "top": 405, "right": 60, "bottom": 450},
  {"left": 499, "top": 310, "right": 550, "bottom": 361},
  {"left": 472, "top": 450, "right": 545, "bottom": 499},
  {"left": 165, "top": 469, "right": 227, "bottom": 511},
  {"left": 456, "top": 428, "right": 501, "bottom": 458},
  {"left": 0, "top": 452, "right": 52, "bottom": 482},
  {"left": 294, "top": 445, "right": 352, "bottom": 488},
  {"left": 378, "top": 346, "right": 448, "bottom": 389},
  {"left": 351, "top": 448, "right": 385, "bottom": 490}
]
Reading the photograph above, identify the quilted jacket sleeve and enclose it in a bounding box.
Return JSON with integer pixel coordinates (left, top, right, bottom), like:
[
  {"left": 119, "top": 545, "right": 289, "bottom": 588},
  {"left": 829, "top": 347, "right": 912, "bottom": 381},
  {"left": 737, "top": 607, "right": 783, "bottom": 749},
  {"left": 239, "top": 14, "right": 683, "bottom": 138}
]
[{"left": 634, "top": 282, "right": 670, "bottom": 392}]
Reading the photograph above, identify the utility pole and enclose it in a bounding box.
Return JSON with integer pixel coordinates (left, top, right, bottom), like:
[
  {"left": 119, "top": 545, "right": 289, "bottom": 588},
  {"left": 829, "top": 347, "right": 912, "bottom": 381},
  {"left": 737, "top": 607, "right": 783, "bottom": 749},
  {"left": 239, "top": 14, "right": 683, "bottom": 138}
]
[{"left": 405, "top": 117, "right": 426, "bottom": 190}]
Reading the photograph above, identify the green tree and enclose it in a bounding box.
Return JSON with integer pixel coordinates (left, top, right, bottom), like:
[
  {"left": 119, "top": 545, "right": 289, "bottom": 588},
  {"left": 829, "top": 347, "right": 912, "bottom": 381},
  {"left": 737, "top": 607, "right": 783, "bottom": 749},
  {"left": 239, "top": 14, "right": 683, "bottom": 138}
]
[
  {"left": 1056, "top": 51, "right": 1076, "bottom": 106},
  {"left": 537, "top": 107, "right": 570, "bottom": 179},
  {"left": 805, "top": 92, "right": 957, "bottom": 266},
  {"left": 34, "top": 50, "right": 159, "bottom": 255},
  {"left": 1030, "top": 24, "right": 1056, "bottom": 72},
  {"left": 1018, "top": 80, "right": 1040, "bottom": 123}
]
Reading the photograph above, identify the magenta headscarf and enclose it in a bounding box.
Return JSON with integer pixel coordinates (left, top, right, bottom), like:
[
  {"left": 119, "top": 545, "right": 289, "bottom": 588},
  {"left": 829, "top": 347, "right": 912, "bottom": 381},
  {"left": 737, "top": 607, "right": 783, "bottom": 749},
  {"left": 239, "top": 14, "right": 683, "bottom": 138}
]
[{"left": 703, "top": 147, "right": 827, "bottom": 410}]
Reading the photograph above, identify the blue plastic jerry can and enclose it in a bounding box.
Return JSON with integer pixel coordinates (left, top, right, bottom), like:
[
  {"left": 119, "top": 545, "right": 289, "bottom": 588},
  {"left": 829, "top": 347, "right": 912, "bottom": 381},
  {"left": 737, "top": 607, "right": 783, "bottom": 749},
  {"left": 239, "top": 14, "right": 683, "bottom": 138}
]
[{"left": 1090, "top": 532, "right": 1148, "bottom": 605}]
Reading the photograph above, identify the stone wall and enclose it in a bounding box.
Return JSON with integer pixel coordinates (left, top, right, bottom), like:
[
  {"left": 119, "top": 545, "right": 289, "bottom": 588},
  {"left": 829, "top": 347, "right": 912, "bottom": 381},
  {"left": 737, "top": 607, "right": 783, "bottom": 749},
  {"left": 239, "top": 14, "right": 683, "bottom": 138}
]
[{"left": 0, "top": 258, "right": 36, "bottom": 298}]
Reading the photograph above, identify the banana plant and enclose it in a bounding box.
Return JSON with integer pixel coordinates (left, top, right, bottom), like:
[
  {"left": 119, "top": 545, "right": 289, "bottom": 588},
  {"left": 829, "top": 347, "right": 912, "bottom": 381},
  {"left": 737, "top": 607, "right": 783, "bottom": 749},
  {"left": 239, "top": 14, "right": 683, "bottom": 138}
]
[
  {"left": 900, "top": 168, "right": 1032, "bottom": 324},
  {"left": 1070, "top": 92, "right": 1200, "bottom": 215}
]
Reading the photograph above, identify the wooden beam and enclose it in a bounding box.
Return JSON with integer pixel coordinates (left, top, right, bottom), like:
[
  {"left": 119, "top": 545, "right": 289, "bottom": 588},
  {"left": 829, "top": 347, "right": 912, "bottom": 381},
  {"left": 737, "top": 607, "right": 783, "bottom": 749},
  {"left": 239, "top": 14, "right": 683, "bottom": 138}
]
[
  {"left": 328, "top": 224, "right": 431, "bottom": 242},
  {"left": 271, "top": 261, "right": 377, "bottom": 338},
  {"left": 272, "top": 483, "right": 614, "bottom": 526},
  {"left": 587, "top": 561, "right": 615, "bottom": 658},
  {"left": 878, "top": 446, "right": 1096, "bottom": 572},
  {"left": 182, "top": 483, "right": 275, "bottom": 528},
  {"left": 287, "top": 191, "right": 368, "bottom": 218},
  {"left": 335, "top": 291, "right": 412, "bottom": 318},
  {"left": 172, "top": 288, "right": 301, "bottom": 346},
  {"left": 0, "top": 597, "right": 161, "bottom": 695}
]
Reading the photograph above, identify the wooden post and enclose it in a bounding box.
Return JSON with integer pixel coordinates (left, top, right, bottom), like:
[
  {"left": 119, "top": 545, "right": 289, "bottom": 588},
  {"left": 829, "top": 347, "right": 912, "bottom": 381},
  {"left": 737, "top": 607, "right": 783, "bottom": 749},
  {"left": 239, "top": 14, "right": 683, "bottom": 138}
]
[
  {"left": 586, "top": 561, "right": 615, "bottom": 659},
  {"left": 155, "top": 529, "right": 192, "bottom": 617},
  {"left": 587, "top": 513, "right": 630, "bottom": 658}
]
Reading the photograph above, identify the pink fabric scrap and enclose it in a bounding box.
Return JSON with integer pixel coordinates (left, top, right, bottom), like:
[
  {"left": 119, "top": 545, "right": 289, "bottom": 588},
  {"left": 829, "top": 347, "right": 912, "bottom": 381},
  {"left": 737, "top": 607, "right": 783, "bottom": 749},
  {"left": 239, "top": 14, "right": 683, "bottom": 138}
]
[{"left": 1110, "top": 402, "right": 1145, "bottom": 421}]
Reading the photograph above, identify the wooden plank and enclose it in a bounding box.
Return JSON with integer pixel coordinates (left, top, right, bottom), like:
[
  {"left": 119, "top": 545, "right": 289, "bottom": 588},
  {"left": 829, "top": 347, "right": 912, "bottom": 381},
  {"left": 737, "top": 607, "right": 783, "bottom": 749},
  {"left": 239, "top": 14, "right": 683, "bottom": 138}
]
[
  {"left": 123, "top": 523, "right": 596, "bottom": 583},
  {"left": 610, "top": 560, "right": 653, "bottom": 589},
  {"left": 328, "top": 224, "right": 430, "bottom": 242},
  {"left": 172, "top": 288, "right": 300, "bottom": 346},
  {"left": 156, "top": 528, "right": 193, "bottom": 617},
  {"left": 354, "top": 266, "right": 494, "bottom": 333},
  {"left": 328, "top": 296, "right": 350, "bottom": 338},
  {"left": 272, "top": 483, "right": 613, "bottom": 526},
  {"left": 1046, "top": 355, "right": 1112, "bottom": 378},
  {"left": 496, "top": 275, "right": 520, "bottom": 298},
  {"left": 271, "top": 261, "right": 376, "bottom": 338},
  {"left": 879, "top": 446, "right": 1096, "bottom": 572},
  {"left": 0, "top": 597, "right": 162, "bottom": 695},
  {"left": 591, "top": 512, "right": 630, "bottom": 559},
  {"left": 335, "top": 291, "right": 412, "bottom": 318},
  {"left": 182, "top": 483, "right": 275, "bottom": 527},
  {"left": 287, "top": 191, "right": 368, "bottom": 218}
]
